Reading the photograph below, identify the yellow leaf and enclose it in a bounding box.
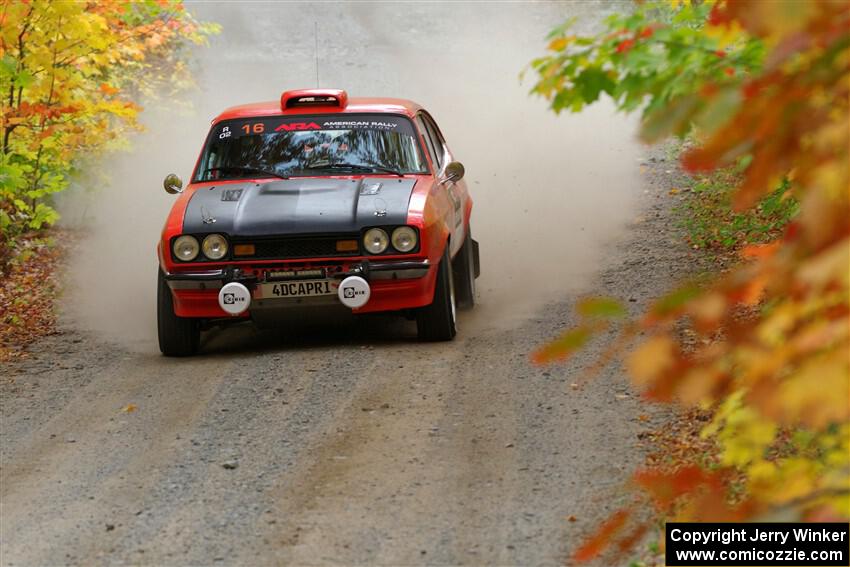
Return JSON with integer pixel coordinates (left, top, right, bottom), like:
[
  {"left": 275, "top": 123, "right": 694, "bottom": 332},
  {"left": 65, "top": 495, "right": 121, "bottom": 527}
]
[
  {"left": 121, "top": 403, "right": 137, "bottom": 413},
  {"left": 719, "top": 406, "right": 776, "bottom": 467},
  {"left": 705, "top": 19, "right": 745, "bottom": 49},
  {"left": 777, "top": 349, "right": 849, "bottom": 428},
  {"left": 548, "top": 36, "right": 574, "bottom": 51}
]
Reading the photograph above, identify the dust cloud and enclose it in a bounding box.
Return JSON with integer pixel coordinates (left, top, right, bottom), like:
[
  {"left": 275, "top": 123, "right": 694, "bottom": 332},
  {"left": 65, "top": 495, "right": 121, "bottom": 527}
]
[{"left": 60, "top": 1, "right": 641, "bottom": 350}]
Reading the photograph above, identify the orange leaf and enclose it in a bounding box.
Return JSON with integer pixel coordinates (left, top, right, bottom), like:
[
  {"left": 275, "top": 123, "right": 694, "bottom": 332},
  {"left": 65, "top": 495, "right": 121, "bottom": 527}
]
[
  {"left": 740, "top": 241, "right": 780, "bottom": 259},
  {"left": 688, "top": 291, "right": 727, "bottom": 332},
  {"left": 617, "top": 523, "right": 649, "bottom": 553},
  {"left": 634, "top": 466, "right": 708, "bottom": 509},
  {"left": 573, "top": 509, "right": 631, "bottom": 563},
  {"left": 739, "top": 274, "right": 768, "bottom": 306},
  {"left": 532, "top": 326, "right": 592, "bottom": 365},
  {"left": 99, "top": 83, "right": 120, "bottom": 95},
  {"left": 627, "top": 335, "right": 677, "bottom": 387}
]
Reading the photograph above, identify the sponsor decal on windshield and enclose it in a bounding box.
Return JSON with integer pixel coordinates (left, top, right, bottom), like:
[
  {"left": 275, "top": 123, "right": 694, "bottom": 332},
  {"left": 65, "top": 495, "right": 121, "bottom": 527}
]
[
  {"left": 213, "top": 114, "right": 414, "bottom": 139},
  {"left": 321, "top": 121, "right": 399, "bottom": 130}
]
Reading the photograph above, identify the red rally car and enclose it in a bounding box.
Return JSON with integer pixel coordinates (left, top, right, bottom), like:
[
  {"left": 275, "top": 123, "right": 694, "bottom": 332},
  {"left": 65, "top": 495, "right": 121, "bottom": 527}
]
[{"left": 157, "top": 89, "right": 479, "bottom": 356}]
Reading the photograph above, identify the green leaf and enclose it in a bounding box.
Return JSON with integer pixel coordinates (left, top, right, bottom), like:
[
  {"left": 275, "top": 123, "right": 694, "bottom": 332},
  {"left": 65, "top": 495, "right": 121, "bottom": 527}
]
[
  {"left": 694, "top": 87, "right": 742, "bottom": 135},
  {"left": 28, "top": 203, "right": 60, "bottom": 229},
  {"left": 650, "top": 284, "right": 702, "bottom": 318},
  {"left": 577, "top": 297, "right": 627, "bottom": 318},
  {"left": 0, "top": 55, "right": 17, "bottom": 77},
  {"left": 641, "top": 94, "right": 701, "bottom": 142},
  {"left": 546, "top": 17, "right": 577, "bottom": 40},
  {"left": 576, "top": 67, "right": 616, "bottom": 104}
]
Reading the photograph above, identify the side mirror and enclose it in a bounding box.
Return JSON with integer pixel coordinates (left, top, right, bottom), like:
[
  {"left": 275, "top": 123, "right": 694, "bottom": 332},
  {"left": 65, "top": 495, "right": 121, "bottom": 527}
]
[
  {"left": 163, "top": 173, "right": 183, "bottom": 195},
  {"left": 441, "top": 161, "right": 465, "bottom": 185}
]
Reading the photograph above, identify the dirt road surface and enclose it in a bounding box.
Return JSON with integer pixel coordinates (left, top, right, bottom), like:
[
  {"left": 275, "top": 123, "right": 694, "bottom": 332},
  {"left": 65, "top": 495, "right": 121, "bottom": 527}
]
[{"left": 2, "top": 3, "right": 693, "bottom": 565}]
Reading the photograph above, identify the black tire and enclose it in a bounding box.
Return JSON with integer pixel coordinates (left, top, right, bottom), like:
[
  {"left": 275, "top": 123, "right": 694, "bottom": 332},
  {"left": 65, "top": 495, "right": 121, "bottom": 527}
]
[
  {"left": 453, "top": 227, "right": 476, "bottom": 309},
  {"left": 416, "top": 246, "right": 457, "bottom": 341},
  {"left": 157, "top": 270, "right": 200, "bottom": 356}
]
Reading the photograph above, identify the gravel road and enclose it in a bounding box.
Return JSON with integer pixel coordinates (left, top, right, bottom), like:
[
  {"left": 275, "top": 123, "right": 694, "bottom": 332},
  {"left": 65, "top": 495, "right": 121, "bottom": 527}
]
[
  {"left": 1, "top": 149, "right": 691, "bottom": 566},
  {"left": 2, "top": 3, "right": 695, "bottom": 565}
]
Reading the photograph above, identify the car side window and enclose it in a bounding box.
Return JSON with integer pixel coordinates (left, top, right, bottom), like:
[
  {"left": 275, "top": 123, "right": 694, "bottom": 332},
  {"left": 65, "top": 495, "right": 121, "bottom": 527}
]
[
  {"left": 421, "top": 114, "right": 446, "bottom": 170},
  {"left": 415, "top": 115, "right": 439, "bottom": 172}
]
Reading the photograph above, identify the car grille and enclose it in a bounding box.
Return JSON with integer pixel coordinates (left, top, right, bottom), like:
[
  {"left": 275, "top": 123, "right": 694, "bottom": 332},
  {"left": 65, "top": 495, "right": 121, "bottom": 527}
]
[{"left": 236, "top": 236, "right": 360, "bottom": 259}]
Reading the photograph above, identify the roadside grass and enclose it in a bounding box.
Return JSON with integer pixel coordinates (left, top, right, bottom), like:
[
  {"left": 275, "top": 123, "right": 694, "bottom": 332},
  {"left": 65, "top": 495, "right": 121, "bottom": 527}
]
[
  {"left": 677, "top": 166, "right": 798, "bottom": 257},
  {"left": 0, "top": 233, "right": 65, "bottom": 363}
]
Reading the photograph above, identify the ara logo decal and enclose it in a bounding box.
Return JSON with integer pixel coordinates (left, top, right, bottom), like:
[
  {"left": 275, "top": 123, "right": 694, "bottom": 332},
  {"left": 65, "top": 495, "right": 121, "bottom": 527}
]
[{"left": 275, "top": 122, "right": 321, "bottom": 132}]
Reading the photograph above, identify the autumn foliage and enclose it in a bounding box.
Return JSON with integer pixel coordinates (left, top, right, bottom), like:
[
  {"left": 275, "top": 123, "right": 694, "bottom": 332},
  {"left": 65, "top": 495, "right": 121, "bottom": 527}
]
[
  {"left": 0, "top": 0, "right": 218, "bottom": 267},
  {"left": 531, "top": 0, "right": 848, "bottom": 561}
]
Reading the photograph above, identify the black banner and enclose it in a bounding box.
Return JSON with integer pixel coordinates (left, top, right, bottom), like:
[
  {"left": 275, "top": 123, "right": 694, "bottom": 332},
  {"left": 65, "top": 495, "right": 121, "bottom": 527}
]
[{"left": 666, "top": 523, "right": 849, "bottom": 566}]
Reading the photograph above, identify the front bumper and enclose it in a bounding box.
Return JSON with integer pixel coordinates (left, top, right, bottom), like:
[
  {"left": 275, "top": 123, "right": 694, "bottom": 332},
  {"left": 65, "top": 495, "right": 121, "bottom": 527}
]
[{"left": 165, "top": 258, "right": 435, "bottom": 318}]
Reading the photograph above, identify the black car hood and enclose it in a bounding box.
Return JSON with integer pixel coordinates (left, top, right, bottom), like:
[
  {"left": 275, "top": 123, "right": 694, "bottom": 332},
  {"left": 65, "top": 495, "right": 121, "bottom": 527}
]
[{"left": 182, "top": 177, "right": 416, "bottom": 236}]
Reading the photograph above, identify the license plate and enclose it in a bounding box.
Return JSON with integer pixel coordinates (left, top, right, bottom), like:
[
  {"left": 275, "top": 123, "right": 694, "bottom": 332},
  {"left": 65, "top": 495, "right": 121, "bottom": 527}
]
[{"left": 258, "top": 279, "right": 337, "bottom": 299}]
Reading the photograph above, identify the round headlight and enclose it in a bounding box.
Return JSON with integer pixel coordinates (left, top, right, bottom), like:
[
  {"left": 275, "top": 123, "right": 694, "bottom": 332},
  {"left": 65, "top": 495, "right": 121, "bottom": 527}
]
[
  {"left": 202, "top": 234, "right": 229, "bottom": 260},
  {"left": 173, "top": 235, "right": 199, "bottom": 262},
  {"left": 363, "top": 228, "right": 389, "bottom": 254},
  {"left": 391, "top": 226, "right": 417, "bottom": 253}
]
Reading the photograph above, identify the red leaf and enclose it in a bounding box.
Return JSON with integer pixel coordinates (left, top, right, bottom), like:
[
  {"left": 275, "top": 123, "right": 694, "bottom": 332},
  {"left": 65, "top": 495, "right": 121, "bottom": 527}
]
[
  {"left": 708, "top": 3, "right": 731, "bottom": 27},
  {"left": 616, "top": 39, "right": 635, "bottom": 54},
  {"left": 681, "top": 147, "right": 718, "bottom": 172}
]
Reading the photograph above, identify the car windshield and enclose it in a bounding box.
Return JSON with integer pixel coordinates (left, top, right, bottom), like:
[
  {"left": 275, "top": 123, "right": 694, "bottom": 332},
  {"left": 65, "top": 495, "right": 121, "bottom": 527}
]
[{"left": 194, "top": 113, "right": 429, "bottom": 181}]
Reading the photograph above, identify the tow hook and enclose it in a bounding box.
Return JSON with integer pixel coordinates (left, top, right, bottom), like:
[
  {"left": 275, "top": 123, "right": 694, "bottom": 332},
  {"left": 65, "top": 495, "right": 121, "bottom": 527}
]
[{"left": 334, "top": 259, "right": 370, "bottom": 279}]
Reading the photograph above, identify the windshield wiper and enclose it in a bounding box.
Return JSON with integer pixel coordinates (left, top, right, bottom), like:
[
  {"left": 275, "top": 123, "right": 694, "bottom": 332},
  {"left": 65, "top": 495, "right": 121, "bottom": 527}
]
[
  {"left": 204, "top": 166, "right": 289, "bottom": 180},
  {"left": 305, "top": 163, "right": 404, "bottom": 177}
]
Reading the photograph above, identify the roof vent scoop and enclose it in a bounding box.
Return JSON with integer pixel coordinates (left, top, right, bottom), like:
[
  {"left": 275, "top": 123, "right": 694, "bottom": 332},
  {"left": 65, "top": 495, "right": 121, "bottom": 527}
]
[{"left": 281, "top": 89, "right": 348, "bottom": 110}]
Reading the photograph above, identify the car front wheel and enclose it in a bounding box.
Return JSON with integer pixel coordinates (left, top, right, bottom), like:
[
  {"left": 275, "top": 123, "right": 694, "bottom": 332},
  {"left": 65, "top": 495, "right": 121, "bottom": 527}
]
[
  {"left": 157, "top": 270, "right": 200, "bottom": 356},
  {"left": 416, "top": 246, "right": 457, "bottom": 341}
]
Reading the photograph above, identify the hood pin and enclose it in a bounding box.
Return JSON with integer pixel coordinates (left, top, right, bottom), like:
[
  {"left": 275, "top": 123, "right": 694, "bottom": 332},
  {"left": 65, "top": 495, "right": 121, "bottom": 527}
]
[
  {"left": 201, "top": 205, "right": 217, "bottom": 224},
  {"left": 374, "top": 197, "right": 388, "bottom": 217}
]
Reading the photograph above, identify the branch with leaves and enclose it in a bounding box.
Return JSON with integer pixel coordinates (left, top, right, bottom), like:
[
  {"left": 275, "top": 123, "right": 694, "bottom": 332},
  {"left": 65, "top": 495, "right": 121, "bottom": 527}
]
[
  {"left": 529, "top": 0, "right": 848, "bottom": 562},
  {"left": 0, "top": 0, "right": 220, "bottom": 268}
]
